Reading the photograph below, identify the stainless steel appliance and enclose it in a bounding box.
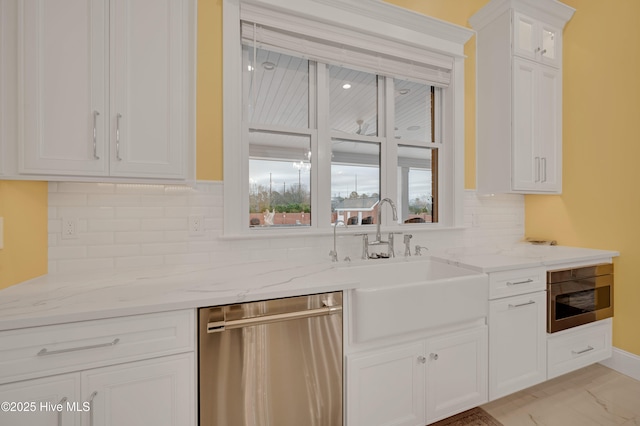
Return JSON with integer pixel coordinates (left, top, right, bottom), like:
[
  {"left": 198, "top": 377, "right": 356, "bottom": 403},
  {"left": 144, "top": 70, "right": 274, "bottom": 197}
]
[
  {"left": 547, "top": 264, "right": 613, "bottom": 333},
  {"left": 198, "top": 291, "right": 343, "bottom": 426}
]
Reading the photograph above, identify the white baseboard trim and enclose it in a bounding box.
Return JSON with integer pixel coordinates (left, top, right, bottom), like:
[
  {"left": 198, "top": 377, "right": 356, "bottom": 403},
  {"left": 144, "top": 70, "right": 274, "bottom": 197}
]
[{"left": 599, "top": 347, "right": 640, "bottom": 381}]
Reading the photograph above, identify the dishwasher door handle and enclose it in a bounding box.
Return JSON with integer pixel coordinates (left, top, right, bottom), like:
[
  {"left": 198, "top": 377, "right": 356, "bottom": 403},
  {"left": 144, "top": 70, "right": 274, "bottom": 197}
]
[{"left": 207, "top": 305, "right": 343, "bottom": 333}]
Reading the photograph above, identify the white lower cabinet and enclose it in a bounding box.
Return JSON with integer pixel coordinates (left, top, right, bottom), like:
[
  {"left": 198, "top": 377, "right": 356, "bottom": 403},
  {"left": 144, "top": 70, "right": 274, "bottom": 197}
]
[
  {"left": 0, "top": 373, "right": 81, "bottom": 426},
  {"left": 347, "top": 325, "right": 488, "bottom": 426},
  {"left": 347, "top": 341, "right": 425, "bottom": 426},
  {"left": 0, "top": 310, "right": 195, "bottom": 426},
  {"left": 82, "top": 353, "right": 194, "bottom": 426},
  {"left": 425, "top": 327, "right": 488, "bottom": 424},
  {"left": 547, "top": 318, "right": 612, "bottom": 379},
  {"left": 0, "top": 353, "right": 194, "bottom": 426},
  {"left": 489, "top": 291, "right": 547, "bottom": 400}
]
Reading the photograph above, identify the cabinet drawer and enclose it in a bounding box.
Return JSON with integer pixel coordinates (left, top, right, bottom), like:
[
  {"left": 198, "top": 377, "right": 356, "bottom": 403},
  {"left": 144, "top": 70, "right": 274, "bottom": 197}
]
[
  {"left": 489, "top": 267, "right": 545, "bottom": 299},
  {"left": 547, "top": 318, "right": 612, "bottom": 379},
  {"left": 0, "top": 310, "right": 194, "bottom": 384}
]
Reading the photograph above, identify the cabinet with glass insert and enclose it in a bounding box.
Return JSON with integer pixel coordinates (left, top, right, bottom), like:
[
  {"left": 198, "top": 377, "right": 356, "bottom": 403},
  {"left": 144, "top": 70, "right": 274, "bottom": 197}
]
[{"left": 470, "top": 0, "right": 574, "bottom": 194}]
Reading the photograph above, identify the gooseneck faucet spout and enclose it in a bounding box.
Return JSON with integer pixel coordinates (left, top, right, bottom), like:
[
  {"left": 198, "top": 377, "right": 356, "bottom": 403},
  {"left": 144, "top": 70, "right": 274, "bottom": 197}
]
[{"left": 376, "top": 198, "right": 398, "bottom": 242}]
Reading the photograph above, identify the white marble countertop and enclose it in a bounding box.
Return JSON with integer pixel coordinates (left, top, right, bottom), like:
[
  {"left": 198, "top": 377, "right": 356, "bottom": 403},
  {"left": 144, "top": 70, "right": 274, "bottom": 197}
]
[
  {"left": 0, "top": 259, "right": 356, "bottom": 332},
  {"left": 430, "top": 243, "right": 619, "bottom": 273},
  {"left": 0, "top": 243, "right": 619, "bottom": 332}
]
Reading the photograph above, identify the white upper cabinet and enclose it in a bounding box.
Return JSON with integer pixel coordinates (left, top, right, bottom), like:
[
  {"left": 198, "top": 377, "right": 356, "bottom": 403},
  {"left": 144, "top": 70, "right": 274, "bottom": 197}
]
[
  {"left": 6, "top": 0, "right": 195, "bottom": 181},
  {"left": 19, "top": 0, "right": 109, "bottom": 176},
  {"left": 470, "top": 0, "right": 574, "bottom": 195},
  {"left": 513, "top": 12, "right": 561, "bottom": 68}
]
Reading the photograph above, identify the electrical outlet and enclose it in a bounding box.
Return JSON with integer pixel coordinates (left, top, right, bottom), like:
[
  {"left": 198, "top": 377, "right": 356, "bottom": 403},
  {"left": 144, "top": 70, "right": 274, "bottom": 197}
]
[
  {"left": 189, "top": 215, "right": 205, "bottom": 236},
  {"left": 61, "top": 217, "right": 78, "bottom": 239}
]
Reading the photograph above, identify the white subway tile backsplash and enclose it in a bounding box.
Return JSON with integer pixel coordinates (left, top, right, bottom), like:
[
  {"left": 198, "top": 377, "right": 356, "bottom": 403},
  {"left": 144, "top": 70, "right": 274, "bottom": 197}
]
[
  {"left": 115, "top": 206, "right": 164, "bottom": 218},
  {"left": 48, "top": 182, "right": 525, "bottom": 273},
  {"left": 87, "top": 244, "right": 141, "bottom": 258}
]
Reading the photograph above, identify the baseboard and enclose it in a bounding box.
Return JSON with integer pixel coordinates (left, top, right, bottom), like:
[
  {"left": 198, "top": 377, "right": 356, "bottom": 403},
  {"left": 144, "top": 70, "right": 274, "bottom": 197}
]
[{"left": 599, "top": 347, "right": 640, "bottom": 381}]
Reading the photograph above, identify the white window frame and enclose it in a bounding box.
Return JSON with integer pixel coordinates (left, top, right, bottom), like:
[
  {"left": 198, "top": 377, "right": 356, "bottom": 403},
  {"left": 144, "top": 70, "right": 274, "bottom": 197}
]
[{"left": 223, "top": 0, "right": 473, "bottom": 236}]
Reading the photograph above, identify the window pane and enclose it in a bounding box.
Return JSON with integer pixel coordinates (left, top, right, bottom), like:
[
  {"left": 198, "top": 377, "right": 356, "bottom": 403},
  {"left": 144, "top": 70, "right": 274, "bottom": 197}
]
[
  {"left": 331, "top": 139, "right": 380, "bottom": 225},
  {"left": 243, "top": 46, "right": 309, "bottom": 128},
  {"left": 394, "top": 79, "right": 433, "bottom": 142},
  {"left": 249, "top": 131, "right": 311, "bottom": 227},
  {"left": 329, "top": 66, "right": 378, "bottom": 136},
  {"left": 397, "top": 145, "right": 437, "bottom": 224}
]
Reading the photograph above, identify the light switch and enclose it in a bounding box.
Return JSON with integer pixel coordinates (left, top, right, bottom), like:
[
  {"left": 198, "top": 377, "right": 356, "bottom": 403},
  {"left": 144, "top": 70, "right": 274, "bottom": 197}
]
[{"left": 0, "top": 217, "right": 3, "bottom": 249}]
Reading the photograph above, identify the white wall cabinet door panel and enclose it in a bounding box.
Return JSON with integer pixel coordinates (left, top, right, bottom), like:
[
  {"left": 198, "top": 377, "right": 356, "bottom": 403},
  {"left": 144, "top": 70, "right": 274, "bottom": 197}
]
[
  {"left": 489, "top": 291, "right": 547, "bottom": 400},
  {"left": 109, "top": 0, "right": 187, "bottom": 178},
  {"left": 537, "top": 65, "right": 561, "bottom": 192},
  {"left": 425, "top": 326, "right": 488, "bottom": 424},
  {"left": 19, "top": 0, "right": 108, "bottom": 176},
  {"left": 347, "top": 342, "right": 426, "bottom": 426},
  {"left": 0, "top": 373, "right": 81, "bottom": 426},
  {"left": 81, "top": 353, "right": 195, "bottom": 426},
  {"left": 512, "top": 58, "right": 538, "bottom": 191},
  {"left": 512, "top": 58, "right": 561, "bottom": 193}
]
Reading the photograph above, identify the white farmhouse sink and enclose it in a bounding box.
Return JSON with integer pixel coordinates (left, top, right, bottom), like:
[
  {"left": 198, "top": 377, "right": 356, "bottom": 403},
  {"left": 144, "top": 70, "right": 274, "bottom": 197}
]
[{"left": 343, "top": 259, "right": 488, "bottom": 343}]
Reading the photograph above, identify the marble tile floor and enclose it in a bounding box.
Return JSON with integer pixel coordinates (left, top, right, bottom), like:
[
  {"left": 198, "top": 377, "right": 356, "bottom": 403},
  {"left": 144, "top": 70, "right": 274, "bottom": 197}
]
[{"left": 482, "top": 364, "right": 640, "bottom": 425}]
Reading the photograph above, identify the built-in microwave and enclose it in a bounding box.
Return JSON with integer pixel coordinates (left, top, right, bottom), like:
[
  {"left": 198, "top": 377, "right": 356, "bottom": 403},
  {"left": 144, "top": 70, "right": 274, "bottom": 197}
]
[{"left": 547, "top": 263, "right": 613, "bottom": 333}]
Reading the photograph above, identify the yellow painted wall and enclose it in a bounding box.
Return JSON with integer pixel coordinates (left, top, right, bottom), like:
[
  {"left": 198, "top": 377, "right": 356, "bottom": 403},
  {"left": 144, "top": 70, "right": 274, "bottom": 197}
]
[
  {"left": 0, "top": 181, "right": 48, "bottom": 289},
  {"left": 525, "top": 0, "right": 640, "bottom": 356},
  {"left": 196, "top": 0, "right": 223, "bottom": 181}
]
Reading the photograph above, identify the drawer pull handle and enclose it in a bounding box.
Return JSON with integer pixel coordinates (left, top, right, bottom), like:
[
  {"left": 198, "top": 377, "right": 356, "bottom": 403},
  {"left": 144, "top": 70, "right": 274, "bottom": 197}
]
[
  {"left": 37, "top": 338, "right": 120, "bottom": 356},
  {"left": 508, "top": 300, "right": 535, "bottom": 309},
  {"left": 57, "top": 397, "right": 67, "bottom": 426},
  {"left": 87, "top": 391, "right": 98, "bottom": 426},
  {"left": 572, "top": 346, "right": 594, "bottom": 355},
  {"left": 507, "top": 279, "right": 534, "bottom": 286}
]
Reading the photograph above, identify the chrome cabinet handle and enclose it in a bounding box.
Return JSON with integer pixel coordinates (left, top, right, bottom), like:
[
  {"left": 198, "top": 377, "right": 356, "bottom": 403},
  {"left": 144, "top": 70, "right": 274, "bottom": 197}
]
[
  {"left": 535, "top": 157, "right": 540, "bottom": 182},
  {"left": 542, "top": 157, "right": 547, "bottom": 183},
  {"left": 87, "top": 391, "right": 98, "bottom": 426},
  {"left": 57, "top": 397, "right": 68, "bottom": 426},
  {"left": 572, "top": 346, "right": 594, "bottom": 355},
  {"left": 92, "top": 111, "right": 100, "bottom": 160},
  {"left": 37, "top": 338, "right": 120, "bottom": 356},
  {"left": 417, "top": 355, "right": 426, "bottom": 364},
  {"left": 541, "top": 49, "right": 547, "bottom": 55},
  {"left": 508, "top": 300, "right": 535, "bottom": 309},
  {"left": 430, "top": 353, "right": 439, "bottom": 361},
  {"left": 507, "top": 279, "right": 534, "bottom": 286},
  {"left": 116, "top": 113, "right": 123, "bottom": 161}
]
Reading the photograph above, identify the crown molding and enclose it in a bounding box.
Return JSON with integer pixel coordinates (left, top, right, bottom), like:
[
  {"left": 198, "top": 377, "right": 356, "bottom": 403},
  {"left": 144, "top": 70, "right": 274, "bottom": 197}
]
[
  {"left": 470, "top": 0, "right": 575, "bottom": 30},
  {"left": 240, "top": 0, "right": 474, "bottom": 57}
]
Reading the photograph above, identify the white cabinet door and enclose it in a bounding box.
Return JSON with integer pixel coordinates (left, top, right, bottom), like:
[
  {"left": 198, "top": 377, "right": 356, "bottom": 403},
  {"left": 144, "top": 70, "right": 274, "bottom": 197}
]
[
  {"left": 512, "top": 58, "right": 538, "bottom": 191},
  {"left": 81, "top": 353, "right": 195, "bottom": 426},
  {"left": 0, "top": 373, "right": 81, "bottom": 426},
  {"left": 347, "top": 342, "right": 426, "bottom": 426},
  {"left": 109, "top": 0, "right": 188, "bottom": 178},
  {"left": 19, "top": 0, "right": 108, "bottom": 176},
  {"left": 15, "top": 0, "right": 192, "bottom": 180},
  {"left": 489, "top": 291, "right": 547, "bottom": 400},
  {"left": 425, "top": 326, "right": 488, "bottom": 424},
  {"left": 537, "top": 65, "right": 561, "bottom": 192},
  {"left": 512, "top": 58, "right": 561, "bottom": 193}
]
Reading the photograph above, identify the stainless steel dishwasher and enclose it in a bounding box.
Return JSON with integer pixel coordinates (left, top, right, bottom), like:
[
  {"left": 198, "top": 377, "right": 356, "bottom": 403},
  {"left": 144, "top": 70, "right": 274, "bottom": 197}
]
[{"left": 198, "top": 291, "right": 343, "bottom": 426}]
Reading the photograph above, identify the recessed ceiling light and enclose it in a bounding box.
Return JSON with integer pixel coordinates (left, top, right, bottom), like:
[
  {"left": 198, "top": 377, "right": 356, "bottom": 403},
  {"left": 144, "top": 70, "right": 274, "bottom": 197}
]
[
  {"left": 407, "top": 125, "right": 421, "bottom": 131},
  {"left": 262, "top": 62, "right": 276, "bottom": 70},
  {"left": 342, "top": 83, "right": 352, "bottom": 89},
  {"left": 398, "top": 89, "right": 410, "bottom": 95}
]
